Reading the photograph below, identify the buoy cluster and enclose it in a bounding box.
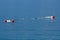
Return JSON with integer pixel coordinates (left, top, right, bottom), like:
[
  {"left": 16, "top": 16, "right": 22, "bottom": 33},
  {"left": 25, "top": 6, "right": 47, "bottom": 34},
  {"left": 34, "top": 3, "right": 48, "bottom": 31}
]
[
  {"left": 3, "top": 19, "right": 14, "bottom": 23},
  {"left": 2, "top": 16, "right": 55, "bottom": 23}
]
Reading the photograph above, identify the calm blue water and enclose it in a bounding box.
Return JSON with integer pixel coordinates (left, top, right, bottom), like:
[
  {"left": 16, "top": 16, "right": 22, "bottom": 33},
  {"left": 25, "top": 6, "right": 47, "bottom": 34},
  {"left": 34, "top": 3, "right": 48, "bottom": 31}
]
[{"left": 0, "top": 0, "right": 60, "bottom": 40}]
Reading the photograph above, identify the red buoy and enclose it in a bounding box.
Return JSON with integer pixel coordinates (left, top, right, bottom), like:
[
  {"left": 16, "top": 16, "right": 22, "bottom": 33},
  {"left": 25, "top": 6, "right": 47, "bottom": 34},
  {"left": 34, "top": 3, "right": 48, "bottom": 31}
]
[
  {"left": 11, "top": 19, "right": 14, "bottom": 23},
  {"left": 51, "top": 16, "right": 55, "bottom": 20},
  {"left": 4, "top": 20, "right": 7, "bottom": 23}
]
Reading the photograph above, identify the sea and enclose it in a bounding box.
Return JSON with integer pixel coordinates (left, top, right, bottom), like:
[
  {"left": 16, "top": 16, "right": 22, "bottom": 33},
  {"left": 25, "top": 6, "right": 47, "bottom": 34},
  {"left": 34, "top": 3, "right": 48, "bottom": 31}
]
[{"left": 0, "top": 0, "right": 60, "bottom": 40}]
